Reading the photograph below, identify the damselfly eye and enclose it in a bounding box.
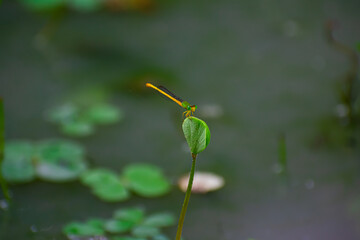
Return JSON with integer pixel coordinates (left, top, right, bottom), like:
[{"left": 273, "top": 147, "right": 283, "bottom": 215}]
[{"left": 187, "top": 106, "right": 191, "bottom": 110}]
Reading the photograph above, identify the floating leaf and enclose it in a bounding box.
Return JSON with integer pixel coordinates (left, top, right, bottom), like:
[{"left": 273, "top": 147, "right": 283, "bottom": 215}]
[
  {"left": 132, "top": 226, "right": 160, "bottom": 238},
  {"left": 114, "top": 208, "right": 145, "bottom": 224},
  {"left": 104, "top": 219, "right": 135, "bottom": 233},
  {"left": 122, "top": 164, "right": 170, "bottom": 197},
  {"left": 35, "top": 140, "right": 87, "bottom": 181},
  {"left": 61, "top": 120, "right": 94, "bottom": 137},
  {"left": 178, "top": 172, "right": 225, "bottom": 194},
  {"left": 2, "top": 142, "right": 36, "bottom": 183},
  {"left": 63, "top": 221, "right": 105, "bottom": 236},
  {"left": 81, "top": 169, "right": 119, "bottom": 187},
  {"left": 143, "top": 213, "right": 175, "bottom": 228},
  {"left": 46, "top": 103, "right": 78, "bottom": 124},
  {"left": 182, "top": 117, "right": 210, "bottom": 154},
  {"left": 81, "top": 169, "right": 129, "bottom": 202},
  {"left": 84, "top": 104, "right": 122, "bottom": 124}
]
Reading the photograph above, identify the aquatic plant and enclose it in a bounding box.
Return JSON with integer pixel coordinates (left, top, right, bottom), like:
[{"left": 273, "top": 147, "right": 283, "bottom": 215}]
[
  {"left": 175, "top": 116, "right": 210, "bottom": 240},
  {"left": 0, "top": 98, "right": 10, "bottom": 201},
  {"left": 63, "top": 207, "right": 175, "bottom": 239},
  {"left": 2, "top": 139, "right": 87, "bottom": 183},
  {"left": 46, "top": 101, "right": 123, "bottom": 137},
  {"left": 80, "top": 164, "right": 171, "bottom": 202}
]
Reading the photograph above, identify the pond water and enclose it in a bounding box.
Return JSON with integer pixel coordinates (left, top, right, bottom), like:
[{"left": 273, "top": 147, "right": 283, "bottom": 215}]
[{"left": 1, "top": 0, "right": 360, "bottom": 239}]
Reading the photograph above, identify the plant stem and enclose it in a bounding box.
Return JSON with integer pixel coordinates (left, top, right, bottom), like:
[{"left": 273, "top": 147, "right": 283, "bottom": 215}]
[
  {"left": 0, "top": 98, "right": 10, "bottom": 201},
  {"left": 175, "top": 153, "right": 197, "bottom": 240}
]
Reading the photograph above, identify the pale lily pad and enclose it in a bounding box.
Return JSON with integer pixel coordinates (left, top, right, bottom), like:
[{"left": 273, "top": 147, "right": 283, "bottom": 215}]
[
  {"left": 178, "top": 172, "right": 225, "bottom": 194},
  {"left": 35, "top": 140, "right": 87, "bottom": 181},
  {"left": 63, "top": 220, "right": 105, "bottom": 236},
  {"left": 2, "top": 142, "right": 36, "bottom": 183},
  {"left": 131, "top": 226, "right": 160, "bottom": 238},
  {"left": 114, "top": 208, "right": 144, "bottom": 224},
  {"left": 104, "top": 219, "right": 135, "bottom": 233},
  {"left": 122, "top": 164, "right": 171, "bottom": 197},
  {"left": 85, "top": 104, "right": 122, "bottom": 125},
  {"left": 143, "top": 213, "right": 175, "bottom": 228}
]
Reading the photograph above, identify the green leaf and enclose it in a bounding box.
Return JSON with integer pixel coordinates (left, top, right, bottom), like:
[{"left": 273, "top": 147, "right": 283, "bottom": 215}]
[
  {"left": 84, "top": 104, "right": 122, "bottom": 124},
  {"left": 104, "top": 219, "right": 135, "bottom": 233},
  {"left": 81, "top": 168, "right": 119, "bottom": 187},
  {"left": 132, "top": 226, "right": 160, "bottom": 238},
  {"left": 61, "top": 120, "right": 94, "bottom": 137},
  {"left": 2, "top": 142, "right": 36, "bottom": 183},
  {"left": 182, "top": 117, "right": 211, "bottom": 154},
  {"left": 114, "top": 208, "right": 145, "bottom": 224},
  {"left": 143, "top": 213, "right": 175, "bottom": 227},
  {"left": 35, "top": 140, "right": 87, "bottom": 182},
  {"left": 92, "top": 181, "right": 129, "bottom": 202},
  {"left": 46, "top": 103, "right": 78, "bottom": 124},
  {"left": 19, "top": 0, "right": 64, "bottom": 11},
  {"left": 122, "top": 164, "right": 171, "bottom": 197},
  {"left": 81, "top": 169, "right": 129, "bottom": 201},
  {"left": 63, "top": 221, "right": 105, "bottom": 236}
]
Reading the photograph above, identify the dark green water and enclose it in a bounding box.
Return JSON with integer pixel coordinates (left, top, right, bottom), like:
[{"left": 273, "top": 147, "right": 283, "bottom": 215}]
[{"left": 1, "top": 0, "right": 360, "bottom": 239}]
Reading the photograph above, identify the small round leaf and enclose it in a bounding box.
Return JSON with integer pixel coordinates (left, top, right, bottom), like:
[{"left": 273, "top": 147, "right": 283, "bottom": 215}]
[
  {"left": 105, "top": 219, "right": 135, "bottom": 233},
  {"left": 114, "top": 208, "right": 145, "bottom": 224},
  {"left": 132, "top": 226, "right": 160, "bottom": 238},
  {"left": 143, "top": 213, "right": 175, "bottom": 227},
  {"left": 122, "top": 164, "right": 171, "bottom": 197},
  {"left": 2, "top": 141, "right": 35, "bottom": 183}
]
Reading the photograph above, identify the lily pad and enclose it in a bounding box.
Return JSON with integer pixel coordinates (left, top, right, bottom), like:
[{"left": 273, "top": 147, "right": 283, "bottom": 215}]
[
  {"left": 35, "top": 140, "right": 87, "bottom": 181},
  {"left": 131, "top": 226, "right": 160, "bottom": 238},
  {"left": 46, "top": 103, "right": 78, "bottom": 124},
  {"left": 114, "top": 208, "right": 144, "bottom": 224},
  {"left": 122, "top": 164, "right": 171, "bottom": 197},
  {"left": 2, "top": 141, "right": 36, "bottom": 183},
  {"left": 182, "top": 117, "right": 211, "bottom": 154},
  {"left": 92, "top": 181, "right": 129, "bottom": 202},
  {"left": 142, "top": 213, "right": 175, "bottom": 228},
  {"left": 85, "top": 104, "right": 122, "bottom": 125},
  {"left": 63, "top": 220, "right": 105, "bottom": 236},
  {"left": 104, "top": 219, "right": 135, "bottom": 233},
  {"left": 81, "top": 169, "right": 119, "bottom": 187},
  {"left": 81, "top": 169, "right": 129, "bottom": 202},
  {"left": 61, "top": 120, "right": 94, "bottom": 137},
  {"left": 177, "top": 172, "right": 225, "bottom": 194}
]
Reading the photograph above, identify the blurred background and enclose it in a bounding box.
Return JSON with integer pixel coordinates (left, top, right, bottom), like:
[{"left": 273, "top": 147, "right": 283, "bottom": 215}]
[{"left": 1, "top": 0, "right": 360, "bottom": 239}]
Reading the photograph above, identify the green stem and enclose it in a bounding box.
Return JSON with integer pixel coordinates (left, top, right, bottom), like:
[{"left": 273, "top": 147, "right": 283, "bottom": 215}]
[
  {"left": 175, "top": 153, "right": 197, "bottom": 240},
  {"left": 0, "top": 98, "right": 10, "bottom": 201}
]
